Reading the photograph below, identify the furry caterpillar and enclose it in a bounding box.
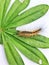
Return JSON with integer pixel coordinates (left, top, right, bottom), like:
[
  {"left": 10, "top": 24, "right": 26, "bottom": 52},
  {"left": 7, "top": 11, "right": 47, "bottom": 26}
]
[{"left": 18, "top": 28, "right": 41, "bottom": 37}]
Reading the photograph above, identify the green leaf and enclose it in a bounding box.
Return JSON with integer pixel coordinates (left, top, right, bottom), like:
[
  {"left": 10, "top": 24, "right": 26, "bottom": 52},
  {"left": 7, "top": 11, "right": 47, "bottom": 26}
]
[
  {"left": 22, "top": 45, "right": 48, "bottom": 64},
  {"left": 30, "top": 35, "right": 49, "bottom": 44},
  {"left": 2, "top": 0, "right": 10, "bottom": 19},
  {"left": 0, "top": 0, "right": 5, "bottom": 22},
  {"left": 0, "top": 0, "right": 49, "bottom": 65},
  {"left": 5, "top": 4, "right": 49, "bottom": 28},
  {"left": 1, "top": 0, "right": 11, "bottom": 26},
  {"left": 2, "top": 0, "right": 21, "bottom": 26},
  {"left": 5, "top": 32, "right": 48, "bottom": 64},
  {"left": 0, "top": 28, "right": 16, "bottom": 44},
  {"left": 2, "top": 33, "right": 24, "bottom": 65},
  {"left": 2, "top": 34, "right": 17, "bottom": 65},
  {"left": 15, "top": 34, "right": 49, "bottom": 48},
  {"left": 3, "top": 0, "right": 30, "bottom": 27},
  {"left": 5, "top": 30, "right": 49, "bottom": 48},
  {"left": 5, "top": 28, "right": 17, "bottom": 35},
  {"left": 0, "top": 0, "right": 5, "bottom": 44}
]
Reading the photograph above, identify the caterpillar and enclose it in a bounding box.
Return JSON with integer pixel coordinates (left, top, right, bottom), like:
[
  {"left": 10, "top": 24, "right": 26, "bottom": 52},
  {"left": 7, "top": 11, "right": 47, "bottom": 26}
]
[{"left": 18, "top": 28, "right": 41, "bottom": 37}]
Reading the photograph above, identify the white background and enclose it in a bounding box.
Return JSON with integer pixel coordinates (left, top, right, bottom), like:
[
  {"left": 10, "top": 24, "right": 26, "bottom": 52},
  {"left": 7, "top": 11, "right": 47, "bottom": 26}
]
[{"left": 0, "top": 0, "right": 49, "bottom": 65}]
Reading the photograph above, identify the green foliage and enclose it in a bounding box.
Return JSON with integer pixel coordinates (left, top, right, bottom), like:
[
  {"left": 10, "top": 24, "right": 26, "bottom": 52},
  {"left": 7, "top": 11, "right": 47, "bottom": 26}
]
[{"left": 0, "top": 0, "right": 49, "bottom": 65}]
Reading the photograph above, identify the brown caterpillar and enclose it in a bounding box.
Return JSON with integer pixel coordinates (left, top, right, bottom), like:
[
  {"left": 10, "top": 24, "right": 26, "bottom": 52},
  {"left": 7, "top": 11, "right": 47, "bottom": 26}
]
[{"left": 18, "top": 28, "right": 41, "bottom": 37}]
